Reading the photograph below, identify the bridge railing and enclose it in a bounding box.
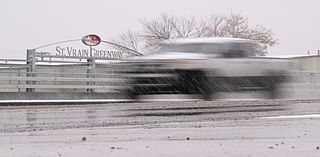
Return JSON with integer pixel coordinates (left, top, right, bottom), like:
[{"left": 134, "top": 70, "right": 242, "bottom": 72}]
[
  {"left": 0, "top": 62, "right": 130, "bottom": 93},
  {"left": 1, "top": 60, "right": 319, "bottom": 96}
]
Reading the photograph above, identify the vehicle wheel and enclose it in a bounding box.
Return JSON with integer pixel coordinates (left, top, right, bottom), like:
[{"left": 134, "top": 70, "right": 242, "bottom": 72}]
[
  {"left": 196, "top": 72, "right": 214, "bottom": 100},
  {"left": 177, "top": 70, "right": 214, "bottom": 100},
  {"left": 264, "top": 76, "right": 282, "bottom": 99},
  {"left": 127, "top": 87, "right": 138, "bottom": 99},
  {"left": 126, "top": 79, "right": 140, "bottom": 100},
  {"left": 266, "top": 85, "right": 279, "bottom": 99}
]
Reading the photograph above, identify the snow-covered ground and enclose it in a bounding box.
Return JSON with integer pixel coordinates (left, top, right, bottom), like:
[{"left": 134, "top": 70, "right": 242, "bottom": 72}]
[
  {"left": 1, "top": 100, "right": 320, "bottom": 156},
  {"left": 1, "top": 119, "right": 320, "bottom": 157}
]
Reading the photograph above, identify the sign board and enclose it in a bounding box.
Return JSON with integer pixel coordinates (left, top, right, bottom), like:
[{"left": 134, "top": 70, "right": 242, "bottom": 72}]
[
  {"left": 81, "top": 34, "right": 101, "bottom": 46},
  {"left": 34, "top": 34, "right": 138, "bottom": 60},
  {"left": 55, "top": 46, "right": 123, "bottom": 59}
]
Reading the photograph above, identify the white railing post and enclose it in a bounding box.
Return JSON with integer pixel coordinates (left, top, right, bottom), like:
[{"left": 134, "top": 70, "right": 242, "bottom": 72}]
[
  {"left": 87, "top": 58, "right": 96, "bottom": 93},
  {"left": 26, "top": 49, "right": 36, "bottom": 92}
]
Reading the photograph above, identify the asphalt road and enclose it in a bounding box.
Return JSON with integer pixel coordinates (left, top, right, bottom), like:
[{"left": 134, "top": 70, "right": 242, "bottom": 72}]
[{"left": 1, "top": 99, "right": 320, "bottom": 156}]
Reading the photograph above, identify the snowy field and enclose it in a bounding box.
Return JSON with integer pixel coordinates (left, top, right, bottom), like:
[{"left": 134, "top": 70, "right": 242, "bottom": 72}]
[{"left": 1, "top": 99, "right": 320, "bottom": 157}]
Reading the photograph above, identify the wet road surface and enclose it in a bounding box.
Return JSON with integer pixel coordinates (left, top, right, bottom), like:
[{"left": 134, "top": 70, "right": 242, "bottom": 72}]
[{"left": 1, "top": 99, "right": 320, "bottom": 156}]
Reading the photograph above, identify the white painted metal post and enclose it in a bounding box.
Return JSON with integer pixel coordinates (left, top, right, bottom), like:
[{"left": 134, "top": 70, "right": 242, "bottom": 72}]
[
  {"left": 87, "top": 58, "right": 96, "bottom": 93},
  {"left": 26, "top": 49, "right": 36, "bottom": 92}
]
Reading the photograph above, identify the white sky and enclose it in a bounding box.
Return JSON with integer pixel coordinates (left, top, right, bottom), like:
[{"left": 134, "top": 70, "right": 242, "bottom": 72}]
[{"left": 1, "top": 0, "right": 320, "bottom": 59}]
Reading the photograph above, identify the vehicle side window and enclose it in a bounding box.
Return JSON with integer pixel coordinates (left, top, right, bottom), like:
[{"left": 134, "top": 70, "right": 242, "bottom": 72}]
[
  {"left": 222, "top": 43, "right": 249, "bottom": 58},
  {"left": 222, "top": 48, "right": 249, "bottom": 58}
]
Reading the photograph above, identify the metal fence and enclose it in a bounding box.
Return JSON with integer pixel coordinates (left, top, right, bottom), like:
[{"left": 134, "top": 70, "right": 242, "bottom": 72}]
[
  {"left": 0, "top": 57, "right": 319, "bottom": 100},
  {"left": 0, "top": 59, "right": 128, "bottom": 94},
  {"left": 283, "top": 71, "right": 320, "bottom": 99}
]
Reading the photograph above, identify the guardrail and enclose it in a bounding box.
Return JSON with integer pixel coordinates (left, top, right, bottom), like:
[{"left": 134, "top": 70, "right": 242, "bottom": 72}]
[
  {"left": 0, "top": 59, "right": 319, "bottom": 100},
  {"left": 0, "top": 76, "right": 127, "bottom": 93},
  {"left": 289, "top": 71, "right": 320, "bottom": 84},
  {"left": 0, "top": 62, "right": 129, "bottom": 93}
]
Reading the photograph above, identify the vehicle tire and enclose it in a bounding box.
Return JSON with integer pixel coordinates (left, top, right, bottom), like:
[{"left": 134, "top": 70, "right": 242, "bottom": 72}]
[
  {"left": 264, "top": 76, "right": 282, "bottom": 99},
  {"left": 127, "top": 87, "right": 138, "bottom": 99},
  {"left": 196, "top": 71, "right": 214, "bottom": 100},
  {"left": 177, "top": 70, "right": 213, "bottom": 100},
  {"left": 126, "top": 79, "right": 140, "bottom": 100}
]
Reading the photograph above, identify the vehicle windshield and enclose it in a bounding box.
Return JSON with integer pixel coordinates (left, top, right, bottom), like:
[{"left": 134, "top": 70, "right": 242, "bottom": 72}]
[{"left": 154, "top": 42, "right": 253, "bottom": 57}]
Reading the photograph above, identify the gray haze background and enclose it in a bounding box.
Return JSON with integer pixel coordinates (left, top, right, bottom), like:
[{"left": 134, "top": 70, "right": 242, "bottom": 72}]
[{"left": 0, "top": 0, "right": 319, "bottom": 59}]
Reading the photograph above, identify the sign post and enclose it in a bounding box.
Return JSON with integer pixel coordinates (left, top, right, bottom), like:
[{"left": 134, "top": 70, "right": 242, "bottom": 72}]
[{"left": 81, "top": 34, "right": 101, "bottom": 93}]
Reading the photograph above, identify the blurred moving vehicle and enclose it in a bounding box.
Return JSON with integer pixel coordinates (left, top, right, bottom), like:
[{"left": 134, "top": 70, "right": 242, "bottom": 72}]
[{"left": 122, "top": 38, "right": 289, "bottom": 99}]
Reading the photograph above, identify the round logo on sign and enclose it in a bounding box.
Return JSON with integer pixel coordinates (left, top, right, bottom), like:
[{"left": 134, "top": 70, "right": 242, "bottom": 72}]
[{"left": 82, "top": 34, "right": 101, "bottom": 46}]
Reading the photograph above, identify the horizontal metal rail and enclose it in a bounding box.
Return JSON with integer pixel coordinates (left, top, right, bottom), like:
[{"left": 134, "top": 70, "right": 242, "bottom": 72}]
[
  {"left": 0, "top": 71, "right": 122, "bottom": 77},
  {"left": 36, "top": 60, "right": 91, "bottom": 64},
  {"left": 0, "top": 64, "right": 29, "bottom": 67},
  {"left": 0, "top": 85, "right": 125, "bottom": 89},
  {"left": 0, "top": 59, "right": 26, "bottom": 62},
  {"left": 0, "top": 76, "right": 127, "bottom": 82},
  {"left": 34, "top": 54, "right": 121, "bottom": 60}
]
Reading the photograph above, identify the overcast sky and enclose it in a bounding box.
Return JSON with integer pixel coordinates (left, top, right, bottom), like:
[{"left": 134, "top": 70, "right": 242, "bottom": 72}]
[{"left": 1, "top": 0, "right": 320, "bottom": 58}]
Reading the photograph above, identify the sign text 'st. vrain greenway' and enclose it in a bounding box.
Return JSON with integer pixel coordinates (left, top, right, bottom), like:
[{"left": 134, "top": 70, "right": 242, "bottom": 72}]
[
  {"left": 55, "top": 46, "right": 123, "bottom": 60},
  {"left": 33, "top": 34, "right": 140, "bottom": 60}
]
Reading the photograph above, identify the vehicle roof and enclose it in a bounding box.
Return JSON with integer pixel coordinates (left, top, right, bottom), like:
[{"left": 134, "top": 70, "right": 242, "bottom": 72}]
[{"left": 162, "top": 37, "right": 253, "bottom": 45}]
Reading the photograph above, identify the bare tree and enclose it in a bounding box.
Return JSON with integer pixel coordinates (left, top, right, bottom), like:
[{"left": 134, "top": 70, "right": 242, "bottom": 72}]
[
  {"left": 246, "top": 25, "right": 277, "bottom": 56},
  {"left": 194, "top": 18, "right": 211, "bottom": 37},
  {"left": 223, "top": 12, "right": 250, "bottom": 38},
  {"left": 206, "top": 15, "right": 226, "bottom": 37},
  {"left": 140, "top": 14, "right": 176, "bottom": 48},
  {"left": 221, "top": 12, "right": 277, "bottom": 56},
  {"left": 112, "top": 30, "right": 140, "bottom": 52},
  {"left": 171, "top": 16, "right": 197, "bottom": 38},
  {"left": 113, "top": 13, "right": 277, "bottom": 56}
]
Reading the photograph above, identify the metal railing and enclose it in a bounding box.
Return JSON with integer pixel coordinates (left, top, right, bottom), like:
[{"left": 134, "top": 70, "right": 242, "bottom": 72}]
[
  {"left": 0, "top": 62, "right": 129, "bottom": 93},
  {"left": 0, "top": 58, "right": 319, "bottom": 95}
]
